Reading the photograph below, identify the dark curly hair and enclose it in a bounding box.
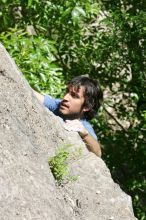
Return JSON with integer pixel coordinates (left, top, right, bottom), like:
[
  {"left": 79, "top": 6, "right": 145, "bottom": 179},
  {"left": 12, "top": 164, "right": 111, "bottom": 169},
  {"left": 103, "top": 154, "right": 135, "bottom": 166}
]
[{"left": 68, "top": 76, "right": 103, "bottom": 120}]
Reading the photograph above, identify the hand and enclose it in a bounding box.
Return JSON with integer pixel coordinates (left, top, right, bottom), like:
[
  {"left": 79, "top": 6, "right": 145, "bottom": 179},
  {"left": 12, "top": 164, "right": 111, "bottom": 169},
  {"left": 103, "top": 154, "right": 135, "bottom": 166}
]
[
  {"left": 64, "top": 120, "right": 102, "bottom": 157},
  {"left": 64, "top": 119, "right": 89, "bottom": 138}
]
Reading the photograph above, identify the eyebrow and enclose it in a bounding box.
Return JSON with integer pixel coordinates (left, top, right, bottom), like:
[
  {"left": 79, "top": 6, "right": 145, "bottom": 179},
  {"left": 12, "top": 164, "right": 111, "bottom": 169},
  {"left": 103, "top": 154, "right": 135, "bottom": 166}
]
[
  {"left": 70, "top": 90, "right": 80, "bottom": 98},
  {"left": 67, "top": 85, "right": 84, "bottom": 98}
]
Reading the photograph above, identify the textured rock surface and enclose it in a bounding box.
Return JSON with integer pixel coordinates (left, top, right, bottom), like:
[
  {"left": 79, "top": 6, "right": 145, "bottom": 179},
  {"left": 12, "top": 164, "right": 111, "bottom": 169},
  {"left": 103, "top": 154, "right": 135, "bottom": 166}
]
[{"left": 0, "top": 43, "right": 137, "bottom": 220}]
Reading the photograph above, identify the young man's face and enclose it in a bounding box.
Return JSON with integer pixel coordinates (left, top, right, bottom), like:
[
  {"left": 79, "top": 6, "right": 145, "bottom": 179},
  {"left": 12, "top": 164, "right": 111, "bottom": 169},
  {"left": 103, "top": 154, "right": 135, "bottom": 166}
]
[{"left": 59, "top": 85, "right": 89, "bottom": 120}]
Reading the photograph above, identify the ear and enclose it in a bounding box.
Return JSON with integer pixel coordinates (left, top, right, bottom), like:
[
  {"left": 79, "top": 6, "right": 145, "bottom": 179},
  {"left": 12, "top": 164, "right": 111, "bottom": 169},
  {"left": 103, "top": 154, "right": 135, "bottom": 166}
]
[{"left": 83, "top": 106, "right": 90, "bottom": 112}]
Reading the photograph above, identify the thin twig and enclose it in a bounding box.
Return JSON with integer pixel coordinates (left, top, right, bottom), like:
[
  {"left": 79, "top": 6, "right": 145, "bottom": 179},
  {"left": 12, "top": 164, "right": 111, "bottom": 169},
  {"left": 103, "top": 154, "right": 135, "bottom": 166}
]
[{"left": 103, "top": 106, "right": 127, "bottom": 131}]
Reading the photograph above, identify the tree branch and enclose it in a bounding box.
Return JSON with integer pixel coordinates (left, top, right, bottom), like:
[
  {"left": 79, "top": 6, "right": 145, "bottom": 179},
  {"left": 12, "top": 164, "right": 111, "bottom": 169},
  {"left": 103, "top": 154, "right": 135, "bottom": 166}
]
[{"left": 103, "top": 106, "right": 127, "bottom": 132}]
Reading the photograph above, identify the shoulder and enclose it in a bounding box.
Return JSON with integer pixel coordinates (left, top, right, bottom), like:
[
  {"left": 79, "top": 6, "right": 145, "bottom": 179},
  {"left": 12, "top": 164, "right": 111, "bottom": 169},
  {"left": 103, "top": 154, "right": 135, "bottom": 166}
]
[
  {"left": 80, "top": 119, "right": 98, "bottom": 141},
  {"left": 43, "top": 95, "right": 61, "bottom": 112}
]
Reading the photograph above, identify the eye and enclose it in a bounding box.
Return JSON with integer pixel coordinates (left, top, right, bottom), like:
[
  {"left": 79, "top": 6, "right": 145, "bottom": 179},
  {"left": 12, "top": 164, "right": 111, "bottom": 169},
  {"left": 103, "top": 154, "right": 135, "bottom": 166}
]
[{"left": 71, "top": 92, "right": 79, "bottom": 98}]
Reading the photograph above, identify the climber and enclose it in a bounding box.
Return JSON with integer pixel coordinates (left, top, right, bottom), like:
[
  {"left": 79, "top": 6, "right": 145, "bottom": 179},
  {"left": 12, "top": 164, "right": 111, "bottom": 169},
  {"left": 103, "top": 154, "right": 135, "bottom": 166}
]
[{"left": 33, "top": 76, "right": 103, "bottom": 157}]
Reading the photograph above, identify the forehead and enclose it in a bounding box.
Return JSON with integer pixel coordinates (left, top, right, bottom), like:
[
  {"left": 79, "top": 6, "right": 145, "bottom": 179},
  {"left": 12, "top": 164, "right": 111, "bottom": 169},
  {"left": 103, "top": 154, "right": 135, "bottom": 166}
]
[{"left": 68, "top": 85, "right": 85, "bottom": 97}]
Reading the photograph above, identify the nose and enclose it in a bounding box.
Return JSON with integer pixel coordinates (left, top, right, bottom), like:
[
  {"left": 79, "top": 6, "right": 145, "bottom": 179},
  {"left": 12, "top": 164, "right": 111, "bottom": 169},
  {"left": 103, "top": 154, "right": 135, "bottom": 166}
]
[{"left": 63, "top": 92, "right": 70, "bottom": 101}]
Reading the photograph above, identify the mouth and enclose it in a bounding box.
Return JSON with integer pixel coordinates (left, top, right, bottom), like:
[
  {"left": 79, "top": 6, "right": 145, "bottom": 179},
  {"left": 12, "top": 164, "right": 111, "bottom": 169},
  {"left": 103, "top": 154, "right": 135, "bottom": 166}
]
[{"left": 60, "top": 101, "right": 69, "bottom": 109}]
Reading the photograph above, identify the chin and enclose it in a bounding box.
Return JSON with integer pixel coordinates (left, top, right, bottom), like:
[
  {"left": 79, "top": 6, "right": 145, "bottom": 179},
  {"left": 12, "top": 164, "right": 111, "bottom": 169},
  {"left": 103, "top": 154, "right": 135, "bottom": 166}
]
[
  {"left": 59, "top": 110, "right": 80, "bottom": 120},
  {"left": 59, "top": 109, "right": 69, "bottom": 118},
  {"left": 59, "top": 108, "right": 69, "bottom": 116}
]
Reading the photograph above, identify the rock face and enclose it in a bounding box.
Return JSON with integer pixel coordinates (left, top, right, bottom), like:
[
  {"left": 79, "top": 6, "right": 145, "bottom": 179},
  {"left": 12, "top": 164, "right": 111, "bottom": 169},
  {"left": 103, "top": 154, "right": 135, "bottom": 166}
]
[{"left": 0, "top": 43, "right": 137, "bottom": 220}]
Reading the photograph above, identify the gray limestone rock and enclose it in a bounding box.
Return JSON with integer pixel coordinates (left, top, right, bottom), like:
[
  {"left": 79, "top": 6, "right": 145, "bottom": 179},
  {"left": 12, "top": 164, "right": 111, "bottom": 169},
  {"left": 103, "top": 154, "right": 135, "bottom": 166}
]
[{"left": 0, "top": 43, "right": 137, "bottom": 220}]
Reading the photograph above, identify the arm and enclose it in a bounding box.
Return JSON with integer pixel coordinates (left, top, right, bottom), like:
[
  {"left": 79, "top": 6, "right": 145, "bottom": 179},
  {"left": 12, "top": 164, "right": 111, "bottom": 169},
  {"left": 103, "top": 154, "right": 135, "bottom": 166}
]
[
  {"left": 33, "top": 89, "right": 44, "bottom": 104},
  {"left": 79, "top": 131, "right": 102, "bottom": 157},
  {"left": 33, "top": 90, "right": 61, "bottom": 112},
  {"left": 64, "top": 120, "right": 102, "bottom": 157}
]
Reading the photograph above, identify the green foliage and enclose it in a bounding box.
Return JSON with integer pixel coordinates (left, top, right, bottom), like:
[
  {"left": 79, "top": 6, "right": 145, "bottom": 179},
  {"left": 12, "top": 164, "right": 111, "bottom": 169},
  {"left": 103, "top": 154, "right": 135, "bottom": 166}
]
[
  {"left": 48, "top": 145, "right": 80, "bottom": 185},
  {"left": 48, "top": 146, "right": 70, "bottom": 184},
  {"left": 0, "top": 28, "right": 66, "bottom": 97}
]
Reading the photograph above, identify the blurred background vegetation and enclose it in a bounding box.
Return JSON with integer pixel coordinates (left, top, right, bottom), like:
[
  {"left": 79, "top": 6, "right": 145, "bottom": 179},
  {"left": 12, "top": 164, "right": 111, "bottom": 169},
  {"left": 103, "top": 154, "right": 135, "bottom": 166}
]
[{"left": 0, "top": 0, "right": 146, "bottom": 219}]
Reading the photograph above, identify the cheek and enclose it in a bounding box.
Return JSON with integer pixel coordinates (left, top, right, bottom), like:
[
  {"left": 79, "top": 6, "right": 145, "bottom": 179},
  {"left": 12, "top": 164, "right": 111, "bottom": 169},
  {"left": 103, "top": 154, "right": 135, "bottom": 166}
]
[{"left": 75, "top": 101, "right": 84, "bottom": 110}]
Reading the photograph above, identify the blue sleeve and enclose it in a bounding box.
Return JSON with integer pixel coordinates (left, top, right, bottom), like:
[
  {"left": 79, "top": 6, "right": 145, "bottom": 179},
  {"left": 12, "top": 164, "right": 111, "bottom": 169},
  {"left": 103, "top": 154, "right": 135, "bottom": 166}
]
[
  {"left": 86, "top": 124, "right": 98, "bottom": 141},
  {"left": 81, "top": 120, "right": 98, "bottom": 141},
  {"left": 43, "top": 95, "right": 61, "bottom": 113}
]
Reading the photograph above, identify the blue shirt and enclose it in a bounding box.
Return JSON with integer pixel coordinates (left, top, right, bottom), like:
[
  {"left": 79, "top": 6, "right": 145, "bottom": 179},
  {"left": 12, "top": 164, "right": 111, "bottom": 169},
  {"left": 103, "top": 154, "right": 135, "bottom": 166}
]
[{"left": 43, "top": 95, "right": 97, "bottom": 140}]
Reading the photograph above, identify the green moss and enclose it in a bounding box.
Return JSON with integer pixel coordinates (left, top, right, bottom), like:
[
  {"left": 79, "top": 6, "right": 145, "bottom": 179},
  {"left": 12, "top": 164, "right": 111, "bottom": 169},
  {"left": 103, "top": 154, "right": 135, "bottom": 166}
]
[{"left": 48, "top": 145, "right": 82, "bottom": 185}]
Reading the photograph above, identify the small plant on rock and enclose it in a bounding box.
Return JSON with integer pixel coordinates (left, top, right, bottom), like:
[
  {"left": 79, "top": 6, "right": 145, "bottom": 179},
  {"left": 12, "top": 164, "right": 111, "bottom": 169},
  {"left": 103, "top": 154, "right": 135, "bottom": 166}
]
[{"left": 48, "top": 145, "right": 79, "bottom": 185}]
